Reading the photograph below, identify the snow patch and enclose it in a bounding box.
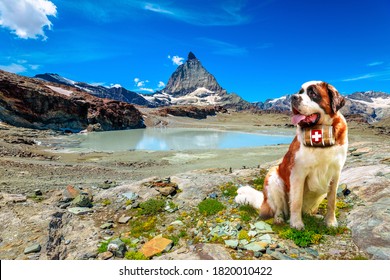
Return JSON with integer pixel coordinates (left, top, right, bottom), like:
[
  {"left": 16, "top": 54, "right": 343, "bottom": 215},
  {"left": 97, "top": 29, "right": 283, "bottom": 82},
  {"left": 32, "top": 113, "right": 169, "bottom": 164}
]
[
  {"left": 46, "top": 85, "right": 73, "bottom": 96},
  {"left": 351, "top": 97, "right": 390, "bottom": 109}
]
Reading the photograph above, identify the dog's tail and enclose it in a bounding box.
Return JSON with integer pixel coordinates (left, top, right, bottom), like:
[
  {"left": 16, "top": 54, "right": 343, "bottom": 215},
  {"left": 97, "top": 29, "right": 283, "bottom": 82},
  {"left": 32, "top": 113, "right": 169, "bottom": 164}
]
[
  {"left": 235, "top": 185, "right": 264, "bottom": 209},
  {"left": 235, "top": 185, "right": 274, "bottom": 219}
]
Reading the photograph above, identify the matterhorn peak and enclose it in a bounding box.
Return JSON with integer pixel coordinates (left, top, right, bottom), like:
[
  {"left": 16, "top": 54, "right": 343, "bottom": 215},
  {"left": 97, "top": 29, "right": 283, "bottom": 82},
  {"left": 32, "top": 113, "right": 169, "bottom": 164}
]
[{"left": 187, "top": 51, "right": 197, "bottom": 60}]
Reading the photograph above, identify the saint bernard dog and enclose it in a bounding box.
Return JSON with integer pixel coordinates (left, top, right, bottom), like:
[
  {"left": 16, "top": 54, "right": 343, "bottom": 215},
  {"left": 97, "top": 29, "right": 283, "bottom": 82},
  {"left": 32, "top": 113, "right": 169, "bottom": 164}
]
[{"left": 235, "top": 81, "right": 348, "bottom": 230}]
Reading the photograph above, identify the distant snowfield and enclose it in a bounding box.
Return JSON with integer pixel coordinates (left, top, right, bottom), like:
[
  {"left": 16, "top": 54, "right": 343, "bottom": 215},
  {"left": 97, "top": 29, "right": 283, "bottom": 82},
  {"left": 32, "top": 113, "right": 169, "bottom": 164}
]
[
  {"left": 142, "top": 87, "right": 221, "bottom": 106},
  {"left": 351, "top": 97, "right": 390, "bottom": 109},
  {"left": 46, "top": 85, "right": 73, "bottom": 96}
]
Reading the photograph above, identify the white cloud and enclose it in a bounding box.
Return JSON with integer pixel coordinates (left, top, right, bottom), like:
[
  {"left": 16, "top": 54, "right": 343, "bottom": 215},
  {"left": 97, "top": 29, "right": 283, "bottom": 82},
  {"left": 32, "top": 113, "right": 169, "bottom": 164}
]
[
  {"left": 137, "top": 81, "right": 145, "bottom": 87},
  {"left": 367, "top": 61, "right": 384, "bottom": 67},
  {"left": 169, "top": 55, "right": 184, "bottom": 66},
  {"left": 0, "top": 0, "right": 57, "bottom": 40},
  {"left": 342, "top": 74, "right": 375, "bottom": 82},
  {"left": 0, "top": 63, "right": 27, "bottom": 73},
  {"left": 139, "top": 87, "right": 154, "bottom": 93},
  {"left": 158, "top": 81, "right": 165, "bottom": 88},
  {"left": 134, "top": 77, "right": 140, "bottom": 83},
  {"left": 144, "top": 3, "right": 174, "bottom": 15}
]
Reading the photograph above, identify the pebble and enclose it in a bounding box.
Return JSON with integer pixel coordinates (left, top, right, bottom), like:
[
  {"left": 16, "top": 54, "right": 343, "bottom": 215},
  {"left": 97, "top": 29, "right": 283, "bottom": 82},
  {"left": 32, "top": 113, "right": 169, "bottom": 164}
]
[
  {"left": 71, "top": 194, "right": 93, "bottom": 208},
  {"left": 108, "top": 238, "right": 127, "bottom": 258},
  {"left": 209, "top": 193, "right": 218, "bottom": 199},
  {"left": 24, "top": 244, "right": 41, "bottom": 254},
  {"left": 100, "top": 223, "right": 114, "bottom": 229},
  {"left": 305, "top": 247, "right": 319, "bottom": 257},
  {"left": 122, "top": 192, "right": 138, "bottom": 201},
  {"left": 118, "top": 216, "right": 131, "bottom": 224},
  {"left": 67, "top": 207, "right": 93, "bottom": 215},
  {"left": 270, "top": 251, "right": 295, "bottom": 260},
  {"left": 34, "top": 189, "right": 43, "bottom": 196},
  {"left": 258, "top": 234, "right": 272, "bottom": 244},
  {"left": 243, "top": 242, "right": 266, "bottom": 252},
  {"left": 254, "top": 221, "right": 273, "bottom": 232},
  {"left": 10, "top": 194, "right": 27, "bottom": 203},
  {"left": 170, "top": 220, "right": 185, "bottom": 226},
  {"left": 98, "top": 251, "right": 113, "bottom": 260},
  {"left": 58, "top": 202, "right": 71, "bottom": 209},
  {"left": 224, "top": 240, "right": 239, "bottom": 249}
]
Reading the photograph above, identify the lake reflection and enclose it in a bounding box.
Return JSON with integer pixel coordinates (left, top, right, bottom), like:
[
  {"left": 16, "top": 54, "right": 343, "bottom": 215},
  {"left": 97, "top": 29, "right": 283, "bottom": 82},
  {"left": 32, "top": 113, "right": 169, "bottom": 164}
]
[{"left": 64, "top": 128, "right": 294, "bottom": 152}]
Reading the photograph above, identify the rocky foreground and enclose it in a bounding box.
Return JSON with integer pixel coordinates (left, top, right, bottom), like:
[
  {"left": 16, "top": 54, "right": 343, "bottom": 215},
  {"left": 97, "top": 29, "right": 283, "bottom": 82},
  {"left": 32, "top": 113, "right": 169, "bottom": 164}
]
[{"left": 0, "top": 115, "right": 389, "bottom": 260}]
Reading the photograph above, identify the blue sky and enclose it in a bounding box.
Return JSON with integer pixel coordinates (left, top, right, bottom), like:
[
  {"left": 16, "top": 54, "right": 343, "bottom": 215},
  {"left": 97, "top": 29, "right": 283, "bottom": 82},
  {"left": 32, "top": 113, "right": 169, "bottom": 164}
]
[{"left": 0, "top": 0, "right": 389, "bottom": 102}]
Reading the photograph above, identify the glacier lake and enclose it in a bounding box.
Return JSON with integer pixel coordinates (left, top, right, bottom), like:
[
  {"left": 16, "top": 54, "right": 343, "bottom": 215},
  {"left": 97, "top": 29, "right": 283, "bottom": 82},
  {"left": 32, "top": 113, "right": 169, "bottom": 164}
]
[{"left": 55, "top": 128, "right": 294, "bottom": 152}]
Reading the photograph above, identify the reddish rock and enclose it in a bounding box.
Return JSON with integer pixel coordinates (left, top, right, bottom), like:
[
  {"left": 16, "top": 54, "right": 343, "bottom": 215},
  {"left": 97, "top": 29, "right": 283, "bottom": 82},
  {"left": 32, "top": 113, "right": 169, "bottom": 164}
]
[{"left": 139, "top": 236, "right": 173, "bottom": 258}]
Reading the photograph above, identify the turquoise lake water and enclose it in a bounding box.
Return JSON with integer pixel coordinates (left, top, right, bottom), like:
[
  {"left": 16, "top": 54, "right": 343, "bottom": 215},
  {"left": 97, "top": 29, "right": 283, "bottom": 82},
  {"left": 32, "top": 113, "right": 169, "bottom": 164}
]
[{"left": 60, "top": 128, "right": 294, "bottom": 152}]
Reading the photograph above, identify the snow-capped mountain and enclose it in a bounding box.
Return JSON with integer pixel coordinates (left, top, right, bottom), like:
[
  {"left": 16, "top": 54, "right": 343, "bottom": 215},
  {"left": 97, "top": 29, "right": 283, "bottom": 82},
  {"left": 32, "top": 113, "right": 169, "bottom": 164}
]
[
  {"left": 34, "top": 73, "right": 151, "bottom": 107},
  {"left": 144, "top": 52, "right": 250, "bottom": 109},
  {"left": 253, "top": 91, "right": 390, "bottom": 123}
]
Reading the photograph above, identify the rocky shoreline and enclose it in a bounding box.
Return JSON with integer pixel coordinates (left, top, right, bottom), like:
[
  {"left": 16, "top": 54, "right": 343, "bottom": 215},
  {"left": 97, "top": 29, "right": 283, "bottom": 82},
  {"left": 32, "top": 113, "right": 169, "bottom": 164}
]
[{"left": 0, "top": 113, "right": 389, "bottom": 260}]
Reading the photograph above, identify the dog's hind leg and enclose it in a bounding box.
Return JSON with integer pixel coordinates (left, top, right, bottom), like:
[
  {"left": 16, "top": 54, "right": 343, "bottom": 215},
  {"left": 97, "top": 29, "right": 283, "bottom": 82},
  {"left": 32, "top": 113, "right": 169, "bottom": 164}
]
[{"left": 263, "top": 167, "right": 288, "bottom": 224}]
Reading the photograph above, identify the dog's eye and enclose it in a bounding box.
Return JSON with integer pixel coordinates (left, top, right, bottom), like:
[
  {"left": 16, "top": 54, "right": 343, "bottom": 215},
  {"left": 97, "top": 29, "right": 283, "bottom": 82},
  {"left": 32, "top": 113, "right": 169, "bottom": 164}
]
[{"left": 308, "top": 89, "right": 317, "bottom": 97}]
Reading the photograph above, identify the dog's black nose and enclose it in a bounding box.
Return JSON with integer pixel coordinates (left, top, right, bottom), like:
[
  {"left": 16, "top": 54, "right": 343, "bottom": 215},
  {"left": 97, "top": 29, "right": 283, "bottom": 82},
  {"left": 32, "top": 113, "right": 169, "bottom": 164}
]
[{"left": 292, "top": 94, "right": 299, "bottom": 102}]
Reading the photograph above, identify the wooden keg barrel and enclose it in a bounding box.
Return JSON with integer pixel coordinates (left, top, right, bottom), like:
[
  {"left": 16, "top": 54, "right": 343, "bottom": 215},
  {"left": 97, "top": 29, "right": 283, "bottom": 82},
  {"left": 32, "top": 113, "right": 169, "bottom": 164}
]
[{"left": 302, "top": 125, "right": 335, "bottom": 147}]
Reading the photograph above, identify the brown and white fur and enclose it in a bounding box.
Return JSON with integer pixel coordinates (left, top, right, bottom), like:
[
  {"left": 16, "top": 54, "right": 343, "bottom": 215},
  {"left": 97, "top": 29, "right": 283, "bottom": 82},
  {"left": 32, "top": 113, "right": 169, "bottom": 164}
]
[{"left": 235, "top": 81, "right": 348, "bottom": 230}]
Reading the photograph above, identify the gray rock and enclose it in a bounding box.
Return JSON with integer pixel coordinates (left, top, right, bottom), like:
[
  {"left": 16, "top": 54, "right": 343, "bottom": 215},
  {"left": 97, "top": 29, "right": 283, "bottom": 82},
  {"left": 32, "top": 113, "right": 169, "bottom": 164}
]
[
  {"left": 10, "top": 194, "right": 27, "bottom": 203},
  {"left": 270, "top": 251, "right": 295, "bottom": 260},
  {"left": 100, "top": 223, "right": 114, "bottom": 229},
  {"left": 170, "top": 220, "right": 184, "bottom": 226},
  {"left": 24, "top": 244, "right": 41, "bottom": 254},
  {"left": 305, "top": 248, "right": 319, "bottom": 257},
  {"left": 34, "top": 189, "right": 43, "bottom": 196},
  {"left": 258, "top": 234, "right": 272, "bottom": 244},
  {"left": 243, "top": 242, "right": 266, "bottom": 252},
  {"left": 72, "top": 194, "right": 93, "bottom": 208},
  {"left": 122, "top": 192, "right": 138, "bottom": 201},
  {"left": 118, "top": 216, "right": 131, "bottom": 224},
  {"left": 254, "top": 221, "right": 273, "bottom": 232},
  {"left": 225, "top": 240, "right": 239, "bottom": 249},
  {"left": 108, "top": 238, "right": 127, "bottom": 258},
  {"left": 67, "top": 207, "right": 93, "bottom": 215}
]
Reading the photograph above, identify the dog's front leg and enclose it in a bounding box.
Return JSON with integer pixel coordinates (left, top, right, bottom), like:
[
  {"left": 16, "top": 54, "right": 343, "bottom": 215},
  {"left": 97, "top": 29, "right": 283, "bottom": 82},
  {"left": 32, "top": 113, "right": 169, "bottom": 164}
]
[
  {"left": 289, "top": 174, "right": 305, "bottom": 230},
  {"left": 325, "top": 174, "right": 340, "bottom": 227}
]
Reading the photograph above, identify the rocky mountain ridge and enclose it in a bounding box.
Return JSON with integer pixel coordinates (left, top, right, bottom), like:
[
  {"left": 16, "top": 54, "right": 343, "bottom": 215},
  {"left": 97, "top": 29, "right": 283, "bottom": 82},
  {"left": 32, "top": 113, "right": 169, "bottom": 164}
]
[
  {"left": 34, "top": 73, "right": 150, "bottom": 107},
  {"left": 0, "top": 70, "right": 145, "bottom": 131}
]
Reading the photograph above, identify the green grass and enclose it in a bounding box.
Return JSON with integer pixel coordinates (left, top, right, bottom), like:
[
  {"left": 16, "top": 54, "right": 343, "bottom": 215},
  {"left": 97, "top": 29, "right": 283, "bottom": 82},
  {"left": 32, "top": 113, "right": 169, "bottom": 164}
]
[
  {"left": 221, "top": 182, "right": 238, "bottom": 197},
  {"left": 97, "top": 240, "right": 110, "bottom": 253},
  {"left": 128, "top": 216, "right": 157, "bottom": 238},
  {"left": 239, "top": 204, "right": 259, "bottom": 222},
  {"left": 124, "top": 251, "right": 149, "bottom": 260},
  {"left": 198, "top": 199, "right": 225, "bottom": 216},
  {"left": 273, "top": 214, "right": 349, "bottom": 247},
  {"left": 139, "top": 198, "right": 165, "bottom": 215}
]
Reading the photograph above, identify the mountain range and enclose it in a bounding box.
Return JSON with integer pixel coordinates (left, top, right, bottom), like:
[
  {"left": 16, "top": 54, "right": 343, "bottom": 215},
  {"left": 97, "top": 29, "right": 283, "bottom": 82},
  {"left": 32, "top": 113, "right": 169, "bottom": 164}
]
[
  {"left": 0, "top": 51, "right": 388, "bottom": 134},
  {"left": 255, "top": 90, "right": 390, "bottom": 123},
  {"left": 33, "top": 52, "right": 389, "bottom": 123},
  {"left": 35, "top": 52, "right": 251, "bottom": 110}
]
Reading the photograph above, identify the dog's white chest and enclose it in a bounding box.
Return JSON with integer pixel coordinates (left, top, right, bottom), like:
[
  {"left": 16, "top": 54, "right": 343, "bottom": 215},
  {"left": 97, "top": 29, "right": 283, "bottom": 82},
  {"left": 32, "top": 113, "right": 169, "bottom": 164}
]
[{"left": 295, "top": 144, "right": 347, "bottom": 193}]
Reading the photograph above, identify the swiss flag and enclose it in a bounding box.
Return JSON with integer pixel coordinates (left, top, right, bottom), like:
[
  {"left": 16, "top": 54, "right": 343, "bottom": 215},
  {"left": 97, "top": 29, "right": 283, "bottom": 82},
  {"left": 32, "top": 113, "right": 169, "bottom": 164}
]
[{"left": 311, "top": 129, "right": 323, "bottom": 143}]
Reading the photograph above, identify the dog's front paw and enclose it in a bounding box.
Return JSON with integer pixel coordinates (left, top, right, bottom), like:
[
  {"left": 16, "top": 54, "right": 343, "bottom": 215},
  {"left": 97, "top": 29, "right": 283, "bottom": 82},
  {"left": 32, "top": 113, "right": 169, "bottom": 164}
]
[
  {"left": 290, "top": 220, "right": 304, "bottom": 230},
  {"left": 325, "top": 216, "right": 338, "bottom": 228}
]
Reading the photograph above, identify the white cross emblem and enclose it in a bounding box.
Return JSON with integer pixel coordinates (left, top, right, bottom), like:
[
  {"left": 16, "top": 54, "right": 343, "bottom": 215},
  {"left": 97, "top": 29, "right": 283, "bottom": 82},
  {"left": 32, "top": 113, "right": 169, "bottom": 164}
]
[{"left": 311, "top": 130, "right": 322, "bottom": 143}]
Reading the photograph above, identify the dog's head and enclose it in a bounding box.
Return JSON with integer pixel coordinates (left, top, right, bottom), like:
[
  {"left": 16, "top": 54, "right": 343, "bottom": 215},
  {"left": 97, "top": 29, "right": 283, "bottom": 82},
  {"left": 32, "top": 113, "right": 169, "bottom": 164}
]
[{"left": 291, "top": 81, "right": 345, "bottom": 127}]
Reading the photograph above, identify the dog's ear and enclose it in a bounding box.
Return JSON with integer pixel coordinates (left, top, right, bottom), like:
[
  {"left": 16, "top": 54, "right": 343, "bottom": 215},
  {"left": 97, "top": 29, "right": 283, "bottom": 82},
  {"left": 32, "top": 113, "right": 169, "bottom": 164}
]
[{"left": 327, "top": 84, "right": 345, "bottom": 113}]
